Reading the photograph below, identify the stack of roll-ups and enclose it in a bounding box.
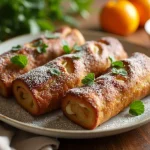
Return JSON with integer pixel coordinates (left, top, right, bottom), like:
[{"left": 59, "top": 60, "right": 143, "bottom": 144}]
[
  {"left": 0, "top": 26, "right": 85, "bottom": 97},
  {"left": 62, "top": 53, "right": 150, "bottom": 129},
  {"left": 12, "top": 37, "right": 127, "bottom": 115}
]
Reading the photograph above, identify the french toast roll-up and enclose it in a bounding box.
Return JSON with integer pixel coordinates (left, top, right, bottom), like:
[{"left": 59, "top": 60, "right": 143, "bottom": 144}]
[
  {"left": 62, "top": 53, "right": 150, "bottom": 129},
  {"left": 12, "top": 37, "right": 127, "bottom": 115},
  {"left": 0, "top": 26, "right": 85, "bottom": 97}
]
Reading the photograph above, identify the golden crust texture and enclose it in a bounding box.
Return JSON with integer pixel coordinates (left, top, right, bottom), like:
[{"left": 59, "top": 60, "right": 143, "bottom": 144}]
[
  {"left": 62, "top": 52, "right": 150, "bottom": 129},
  {"left": 0, "top": 26, "right": 85, "bottom": 97},
  {"left": 12, "top": 37, "right": 127, "bottom": 115}
]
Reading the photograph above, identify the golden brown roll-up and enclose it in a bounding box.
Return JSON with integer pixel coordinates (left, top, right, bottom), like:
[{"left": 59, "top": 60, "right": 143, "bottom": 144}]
[
  {"left": 12, "top": 37, "right": 127, "bottom": 115},
  {"left": 0, "top": 26, "right": 85, "bottom": 97},
  {"left": 62, "top": 52, "right": 150, "bottom": 129}
]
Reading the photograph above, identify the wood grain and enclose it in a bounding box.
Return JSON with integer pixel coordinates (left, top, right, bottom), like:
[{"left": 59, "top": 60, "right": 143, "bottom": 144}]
[{"left": 59, "top": 0, "right": 150, "bottom": 149}]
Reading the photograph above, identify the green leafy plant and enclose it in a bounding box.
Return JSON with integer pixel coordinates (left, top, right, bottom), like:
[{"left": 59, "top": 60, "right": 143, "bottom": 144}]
[
  {"left": 33, "top": 39, "right": 48, "bottom": 53},
  {"left": 47, "top": 68, "right": 61, "bottom": 76},
  {"left": 129, "top": 100, "right": 144, "bottom": 116},
  {"left": 109, "top": 56, "right": 128, "bottom": 76},
  {"left": 82, "top": 73, "right": 95, "bottom": 86},
  {"left": 0, "top": 0, "right": 93, "bottom": 41},
  {"left": 62, "top": 40, "right": 72, "bottom": 54},
  {"left": 11, "top": 54, "right": 28, "bottom": 68},
  {"left": 11, "top": 45, "right": 22, "bottom": 51},
  {"left": 73, "top": 44, "right": 83, "bottom": 51}
]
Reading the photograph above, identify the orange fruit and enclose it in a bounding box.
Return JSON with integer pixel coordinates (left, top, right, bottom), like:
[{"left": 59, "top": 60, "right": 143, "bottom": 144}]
[
  {"left": 129, "top": 0, "right": 150, "bottom": 27},
  {"left": 100, "top": 0, "right": 140, "bottom": 36}
]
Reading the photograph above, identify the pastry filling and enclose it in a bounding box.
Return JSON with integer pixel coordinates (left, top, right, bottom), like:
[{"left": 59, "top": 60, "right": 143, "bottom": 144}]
[
  {"left": 17, "top": 86, "right": 34, "bottom": 108},
  {"left": 65, "top": 99, "right": 95, "bottom": 128},
  {"left": 13, "top": 82, "right": 38, "bottom": 114},
  {"left": 93, "top": 44, "right": 102, "bottom": 55},
  {"left": 66, "top": 101, "right": 89, "bottom": 118},
  {"left": 62, "top": 59, "right": 74, "bottom": 73}
]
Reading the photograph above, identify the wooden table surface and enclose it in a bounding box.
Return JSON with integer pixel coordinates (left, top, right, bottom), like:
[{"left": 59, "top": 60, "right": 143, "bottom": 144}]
[{"left": 59, "top": 0, "right": 150, "bottom": 150}]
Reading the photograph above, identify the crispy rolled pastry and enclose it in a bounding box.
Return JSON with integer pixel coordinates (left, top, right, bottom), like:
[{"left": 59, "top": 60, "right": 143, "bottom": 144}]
[
  {"left": 12, "top": 37, "right": 127, "bottom": 115},
  {"left": 62, "top": 52, "right": 150, "bottom": 129},
  {"left": 0, "top": 26, "right": 85, "bottom": 97}
]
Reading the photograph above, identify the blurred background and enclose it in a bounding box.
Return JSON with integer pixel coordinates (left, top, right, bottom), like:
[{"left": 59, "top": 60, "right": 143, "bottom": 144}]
[
  {"left": 0, "top": 0, "right": 93, "bottom": 41},
  {"left": 0, "top": 0, "right": 150, "bottom": 46}
]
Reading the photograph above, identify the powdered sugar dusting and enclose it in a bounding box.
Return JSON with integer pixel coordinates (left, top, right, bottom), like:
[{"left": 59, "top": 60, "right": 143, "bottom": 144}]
[
  {"left": 0, "top": 33, "right": 150, "bottom": 138},
  {"left": 0, "top": 26, "right": 85, "bottom": 96}
]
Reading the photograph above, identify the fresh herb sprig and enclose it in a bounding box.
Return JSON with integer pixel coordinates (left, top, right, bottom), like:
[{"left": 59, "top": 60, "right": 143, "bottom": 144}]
[
  {"left": 129, "top": 100, "right": 145, "bottom": 116},
  {"left": 11, "top": 45, "right": 22, "bottom": 51},
  {"left": 62, "top": 40, "right": 71, "bottom": 54},
  {"left": 11, "top": 54, "right": 28, "bottom": 68},
  {"left": 73, "top": 44, "right": 83, "bottom": 51},
  {"left": 112, "top": 68, "right": 127, "bottom": 76},
  {"left": 48, "top": 68, "right": 61, "bottom": 76},
  {"left": 0, "top": 0, "right": 93, "bottom": 41},
  {"left": 62, "top": 41, "right": 83, "bottom": 54},
  {"left": 82, "top": 73, "right": 95, "bottom": 86},
  {"left": 33, "top": 40, "right": 48, "bottom": 53},
  {"left": 109, "top": 57, "right": 127, "bottom": 76},
  {"left": 109, "top": 57, "right": 124, "bottom": 68}
]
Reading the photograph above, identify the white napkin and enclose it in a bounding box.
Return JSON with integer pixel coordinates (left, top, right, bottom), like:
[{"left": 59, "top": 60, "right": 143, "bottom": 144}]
[{"left": 0, "top": 122, "right": 59, "bottom": 150}]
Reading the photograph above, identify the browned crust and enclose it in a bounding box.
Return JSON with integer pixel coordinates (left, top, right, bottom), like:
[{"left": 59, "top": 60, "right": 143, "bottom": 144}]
[
  {"left": 62, "top": 52, "right": 150, "bottom": 129},
  {"left": 62, "top": 93, "right": 99, "bottom": 129},
  {"left": 12, "top": 37, "right": 127, "bottom": 115},
  {"left": 0, "top": 26, "right": 85, "bottom": 97}
]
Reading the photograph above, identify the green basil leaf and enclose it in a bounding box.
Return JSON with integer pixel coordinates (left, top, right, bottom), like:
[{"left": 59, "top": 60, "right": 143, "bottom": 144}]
[
  {"left": 109, "top": 57, "right": 124, "bottom": 68},
  {"left": 11, "top": 54, "right": 28, "bottom": 68},
  {"left": 73, "top": 44, "right": 83, "bottom": 51},
  {"left": 48, "top": 68, "right": 61, "bottom": 76},
  {"left": 33, "top": 40, "right": 48, "bottom": 53},
  {"left": 129, "top": 100, "right": 144, "bottom": 116},
  {"left": 12, "top": 45, "right": 22, "bottom": 51},
  {"left": 112, "top": 68, "right": 127, "bottom": 76},
  {"left": 36, "top": 43, "right": 48, "bottom": 53},
  {"left": 82, "top": 73, "right": 95, "bottom": 86},
  {"left": 62, "top": 40, "right": 71, "bottom": 54},
  {"left": 112, "top": 61, "right": 124, "bottom": 68},
  {"left": 33, "top": 40, "right": 43, "bottom": 47},
  {"left": 109, "top": 56, "right": 116, "bottom": 64}
]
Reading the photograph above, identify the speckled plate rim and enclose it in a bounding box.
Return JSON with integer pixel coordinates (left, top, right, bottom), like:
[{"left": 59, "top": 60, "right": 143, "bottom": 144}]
[
  {"left": 0, "top": 30, "right": 150, "bottom": 139},
  {"left": 0, "top": 111, "right": 150, "bottom": 139}
]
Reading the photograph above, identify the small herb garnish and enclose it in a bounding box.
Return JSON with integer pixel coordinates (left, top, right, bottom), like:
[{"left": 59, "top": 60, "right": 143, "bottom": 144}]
[
  {"left": 73, "top": 44, "right": 83, "bottom": 51},
  {"left": 112, "top": 68, "right": 127, "bottom": 76},
  {"left": 12, "top": 45, "right": 22, "bottom": 51},
  {"left": 33, "top": 40, "right": 48, "bottom": 53},
  {"left": 109, "top": 57, "right": 124, "bottom": 68},
  {"left": 48, "top": 68, "right": 61, "bottom": 76},
  {"left": 37, "top": 44, "right": 48, "bottom": 53},
  {"left": 82, "top": 73, "right": 95, "bottom": 86},
  {"left": 62, "top": 40, "right": 71, "bottom": 54},
  {"left": 129, "top": 100, "right": 144, "bottom": 116},
  {"left": 109, "top": 56, "right": 127, "bottom": 76},
  {"left": 62, "top": 41, "right": 82, "bottom": 54},
  {"left": 11, "top": 54, "right": 28, "bottom": 68},
  {"left": 109, "top": 56, "right": 115, "bottom": 64},
  {"left": 33, "top": 40, "right": 43, "bottom": 47},
  {"left": 45, "top": 31, "right": 60, "bottom": 39}
]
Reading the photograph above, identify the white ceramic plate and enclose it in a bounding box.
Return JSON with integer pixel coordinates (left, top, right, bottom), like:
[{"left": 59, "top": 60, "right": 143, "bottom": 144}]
[{"left": 0, "top": 31, "right": 150, "bottom": 139}]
